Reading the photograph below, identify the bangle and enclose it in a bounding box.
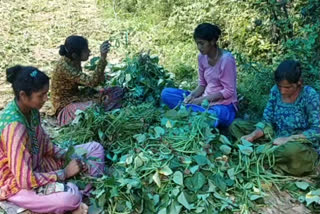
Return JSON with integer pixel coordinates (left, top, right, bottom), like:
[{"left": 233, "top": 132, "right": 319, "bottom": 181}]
[{"left": 57, "top": 169, "right": 66, "bottom": 181}]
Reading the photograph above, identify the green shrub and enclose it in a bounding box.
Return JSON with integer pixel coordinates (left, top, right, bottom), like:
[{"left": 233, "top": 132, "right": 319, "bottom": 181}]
[{"left": 98, "top": 0, "right": 320, "bottom": 116}]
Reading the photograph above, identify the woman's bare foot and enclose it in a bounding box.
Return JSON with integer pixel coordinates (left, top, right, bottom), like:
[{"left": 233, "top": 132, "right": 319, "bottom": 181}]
[{"left": 72, "top": 203, "right": 88, "bottom": 214}]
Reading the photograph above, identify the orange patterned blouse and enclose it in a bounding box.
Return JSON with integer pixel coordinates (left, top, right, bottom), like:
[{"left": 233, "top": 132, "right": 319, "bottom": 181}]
[{"left": 50, "top": 57, "right": 107, "bottom": 114}]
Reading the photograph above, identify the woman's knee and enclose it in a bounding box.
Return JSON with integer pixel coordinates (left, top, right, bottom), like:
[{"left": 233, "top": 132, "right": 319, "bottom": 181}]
[
  {"left": 64, "top": 183, "right": 82, "bottom": 205},
  {"left": 88, "top": 141, "right": 104, "bottom": 151},
  {"left": 79, "top": 141, "right": 104, "bottom": 155},
  {"left": 59, "top": 192, "right": 81, "bottom": 209},
  {"left": 211, "top": 105, "right": 236, "bottom": 127},
  {"left": 161, "top": 88, "right": 174, "bottom": 101}
]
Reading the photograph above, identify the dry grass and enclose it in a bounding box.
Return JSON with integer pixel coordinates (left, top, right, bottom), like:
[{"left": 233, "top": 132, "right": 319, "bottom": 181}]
[{"left": 0, "top": 0, "right": 120, "bottom": 109}]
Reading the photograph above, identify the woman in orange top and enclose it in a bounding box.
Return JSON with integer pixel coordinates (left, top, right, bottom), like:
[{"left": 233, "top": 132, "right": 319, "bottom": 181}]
[{"left": 50, "top": 35, "right": 110, "bottom": 126}]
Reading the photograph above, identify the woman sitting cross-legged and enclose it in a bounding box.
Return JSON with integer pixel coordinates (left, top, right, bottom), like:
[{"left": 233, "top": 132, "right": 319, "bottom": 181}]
[
  {"left": 0, "top": 65, "right": 105, "bottom": 214},
  {"left": 230, "top": 60, "right": 320, "bottom": 176},
  {"left": 50, "top": 35, "right": 110, "bottom": 126},
  {"left": 161, "top": 23, "right": 238, "bottom": 128}
]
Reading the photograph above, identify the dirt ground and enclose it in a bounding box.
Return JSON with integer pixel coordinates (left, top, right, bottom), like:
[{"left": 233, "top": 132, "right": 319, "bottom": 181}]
[{"left": 0, "top": 0, "right": 312, "bottom": 213}]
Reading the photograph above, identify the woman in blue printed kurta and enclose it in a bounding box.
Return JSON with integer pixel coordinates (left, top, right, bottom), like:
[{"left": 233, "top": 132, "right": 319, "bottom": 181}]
[
  {"left": 230, "top": 60, "right": 320, "bottom": 176},
  {"left": 261, "top": 85, "right": 319, "bottom": 142}
]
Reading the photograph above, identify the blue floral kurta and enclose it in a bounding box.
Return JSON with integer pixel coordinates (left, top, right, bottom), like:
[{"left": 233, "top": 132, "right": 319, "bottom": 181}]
[{"left": 262, "top": 85, "right": 320, "bottom": 142}]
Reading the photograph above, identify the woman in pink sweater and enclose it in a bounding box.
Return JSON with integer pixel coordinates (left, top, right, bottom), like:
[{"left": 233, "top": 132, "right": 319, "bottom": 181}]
[{"left": 161, "top": 23, "right": 238, "bottom": 127}]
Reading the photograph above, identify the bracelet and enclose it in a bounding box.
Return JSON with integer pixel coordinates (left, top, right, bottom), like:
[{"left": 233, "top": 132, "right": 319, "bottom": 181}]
[{"left": 57, "top": 169, "right": 66, "bottom": 181}]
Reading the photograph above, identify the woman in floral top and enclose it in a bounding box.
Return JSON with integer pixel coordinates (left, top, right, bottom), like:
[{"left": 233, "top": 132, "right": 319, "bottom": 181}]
[
  {"left": 230, "top": 60, "right": 320, "bottom": 176},
  {"left": 50, "top": 35, "right": 110, "bottom": 126},
  {"left": 0, "top": 65, "right": 105, "bottom": 213}
]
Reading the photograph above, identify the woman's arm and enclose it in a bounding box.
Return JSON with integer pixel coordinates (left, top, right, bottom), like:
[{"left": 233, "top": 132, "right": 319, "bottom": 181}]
[
  {"left": 185, "top": 55, "right": 207, "bottom": 104},
  {"left": 62, "top": 59, "right": 107, "bottom": 88},
  {"left": 242, "top": 129, "right": 265, "bottom": 142},
  {"left": 38, "top": 125, "right": 66, "bottom": 160},
  {"left": 201, "top": 92, "right": 223, "bottom": 102},
  {"left": 241, "top": 87, "right": 277, "bottom": 142},
  {"left": 217, "top": 55, "right": 237, "bottom": 100},
  {"left": 191, "top": 85, "right": 205, "bottom": 98},
  {"left": 273, "top": 134, "right": 306, "bottom": 145},
  {"left": 3, "top": 123, "right": 67, "bottom": 189},
  {"left": 184, "top": 85, "right": 205, "bottom": 104},
  {"left": 303, "top": 89, "right": 320, "bottom": 141}
]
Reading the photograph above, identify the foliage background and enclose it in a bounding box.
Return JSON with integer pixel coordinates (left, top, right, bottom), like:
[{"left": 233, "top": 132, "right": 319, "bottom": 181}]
[{"left": 98, "top": 0, "right": 320, "bottom": 116}]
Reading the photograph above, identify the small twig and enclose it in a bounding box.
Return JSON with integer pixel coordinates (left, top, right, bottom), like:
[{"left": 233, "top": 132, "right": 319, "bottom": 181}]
[{"left": 112, "top": 0, "right": 118, "bottom": 19}]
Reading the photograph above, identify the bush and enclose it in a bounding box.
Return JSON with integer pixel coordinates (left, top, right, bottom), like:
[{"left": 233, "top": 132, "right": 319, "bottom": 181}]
[{"left": 98, "top": 0, "right": 320, "bottom": 116}]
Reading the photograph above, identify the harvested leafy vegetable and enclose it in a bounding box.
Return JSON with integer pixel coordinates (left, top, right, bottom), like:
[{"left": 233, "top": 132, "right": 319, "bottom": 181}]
[
  {"left": 56, "top": 53, "right": 317, "bottom": 214},
  {"left": 106, "top": 52, "right": 175, "bottom": 106}
]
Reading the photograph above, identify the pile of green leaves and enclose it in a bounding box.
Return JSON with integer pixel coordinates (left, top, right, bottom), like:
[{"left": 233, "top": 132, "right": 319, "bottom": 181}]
[
  {"left": 57, "top": 102, "right": 320, "bottom": 213},
  {"left": 56, "top": 102, "right": 161, "bottom": 151},
  {"left": 56, "top": 48, "right": 320, "bottom": 212},
  {"left": 106, "top": 53, "right": 175, "bottom": 106}
]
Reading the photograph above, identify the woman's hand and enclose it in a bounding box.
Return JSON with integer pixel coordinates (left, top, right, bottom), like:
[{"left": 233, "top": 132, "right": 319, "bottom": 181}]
[
  {"left": 184, "top": 94, "right": 194, "bottom": 104},
  {"left": 241, "top": 129, "right": 264, "bottom": 143},
  {"left": 100, "top": 41, "right": 111, "bottom": 59},
  {"left": 273, "top": 137, "right": 291, "bottom": 146},
  {"left": 189, "top": 97, "right": 204, "bottom": 105},
  {"left": 241, "top": 133, "right": 256, "bottom": 142},
  {"left": 64, "top": 159, "right": 83, "bottom": 179}
]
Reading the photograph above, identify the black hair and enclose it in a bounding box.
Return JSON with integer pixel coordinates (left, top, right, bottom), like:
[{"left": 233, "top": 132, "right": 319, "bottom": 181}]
[
  {"left": 193, "top": 23, "right": 222, "bottom": 42},
  {"left": 6, "top": 65, "right": 50, "bottom": 100},
  {"left": 59, "top": 35, "right": 88, "bottom": 59},
  {"left": 274, "top": 60, "right": 302, "bottom": 84}
]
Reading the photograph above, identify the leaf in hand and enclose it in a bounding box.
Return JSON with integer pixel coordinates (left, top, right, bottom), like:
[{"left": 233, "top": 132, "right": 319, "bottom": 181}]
[{"left": 64, "top": 146, "right": 75, "bottom": 167}]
